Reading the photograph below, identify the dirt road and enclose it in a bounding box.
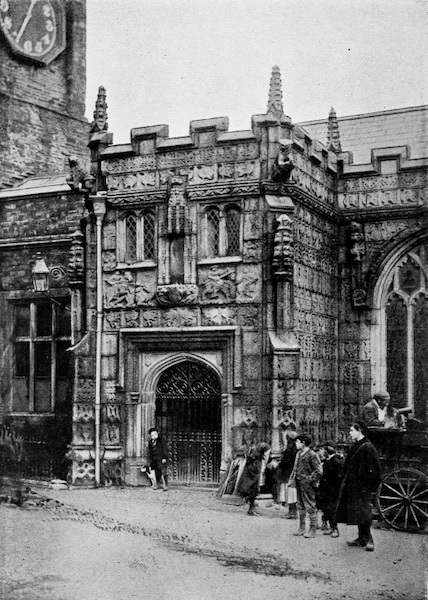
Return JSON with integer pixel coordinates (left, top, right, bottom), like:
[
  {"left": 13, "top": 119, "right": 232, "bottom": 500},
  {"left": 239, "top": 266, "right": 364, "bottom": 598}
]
[{"left": 1, "top": 485, "right": 426, "bottom": 600}]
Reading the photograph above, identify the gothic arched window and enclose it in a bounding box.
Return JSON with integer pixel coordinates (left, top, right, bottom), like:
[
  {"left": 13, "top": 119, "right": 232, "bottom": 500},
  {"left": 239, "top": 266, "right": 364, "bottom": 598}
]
[
  {"left": 225, "top": 205, "right": 241, "bottom": 256},
  {"left": 206, "top": 207, "right": 220, "bottom": 257},
  {"left": 125, "top": 214, "right": 138, "bottom": 263},
  {"left": 376, "top": 244, "right": 428, "bottom": 421}
]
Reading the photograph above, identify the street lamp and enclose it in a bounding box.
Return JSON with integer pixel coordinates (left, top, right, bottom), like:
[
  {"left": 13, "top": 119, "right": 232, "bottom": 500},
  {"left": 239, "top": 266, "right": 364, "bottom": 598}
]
[{"left": 31, "top": 253, "right": 50, "bottom": 292}]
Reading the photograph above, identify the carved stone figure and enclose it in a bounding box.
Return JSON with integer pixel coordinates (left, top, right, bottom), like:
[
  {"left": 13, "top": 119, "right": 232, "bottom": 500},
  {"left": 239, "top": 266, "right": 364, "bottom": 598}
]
[
  {"left": 104, "top": 271, "right": 135, "bottom": 308},
  {"left": 272, "top": 214, "right": 294, "bottom": 279},
  {"left": 272, "top": 139, "right": 295, "bottom": 182},
  {"left": 167, "top": 176, "right": 189, "bottom": 235}
]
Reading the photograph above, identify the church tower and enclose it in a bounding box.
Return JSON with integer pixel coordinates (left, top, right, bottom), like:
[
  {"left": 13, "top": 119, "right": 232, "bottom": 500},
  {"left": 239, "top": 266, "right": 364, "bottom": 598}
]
[{"left": 0, "top": 0, "right": 90, "bottom": 188}]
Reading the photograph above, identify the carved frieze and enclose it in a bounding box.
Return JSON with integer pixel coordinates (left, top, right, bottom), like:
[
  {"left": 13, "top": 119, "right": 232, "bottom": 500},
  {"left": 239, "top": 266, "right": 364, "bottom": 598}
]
[
  {"left": 123, "top": 309, "right": 140, "bottom": 328},
  {"left": 199, "top": 266, "right": 236, "bottom": 303},
  {"left": 160, "top": 307, "right": 197, "bottom": 327},
  {"left": 105, "top": 311, "right": 121, "bottom": 330},
  {"left": 218, "top": 163, "right": 234, "bottom": 179},
  {"left": 364, "top": 220, "right": 409, "bottom": 242},
  {"left": 236, "top": 265, "right": 261, "bottom": 303},
  {"left": 104, "top": 271, "right": 135, "bottom": 308},
  {"left": 339, "top": 188, "right": 421, "bottom": 210},
  {"left": 156, "top": 284, "right": 198, "bottom": 306},
  {"left": 104, "top": 155, "right": 156, "bottom": 173},
  {"left": 142, "top": 310, "right": 159, "bottom": 327},
  {"left": 201, "top": 306, "right": 237, "bottom": 326}
]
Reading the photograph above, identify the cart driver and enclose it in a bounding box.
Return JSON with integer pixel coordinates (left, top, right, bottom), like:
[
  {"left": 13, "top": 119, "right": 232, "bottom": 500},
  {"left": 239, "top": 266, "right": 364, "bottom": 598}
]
[
  {"left": 362, "top": 391, "right": 408, "bottom": 429},
  {"left": 362, "top": 392, "right": 391, "bottom": 427}
]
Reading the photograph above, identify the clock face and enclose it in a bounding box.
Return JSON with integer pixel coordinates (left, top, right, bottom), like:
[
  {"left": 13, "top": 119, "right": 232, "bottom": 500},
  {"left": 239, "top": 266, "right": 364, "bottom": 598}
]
[{"left": 0, "top": 0, "right": 66, "bottom": 65}]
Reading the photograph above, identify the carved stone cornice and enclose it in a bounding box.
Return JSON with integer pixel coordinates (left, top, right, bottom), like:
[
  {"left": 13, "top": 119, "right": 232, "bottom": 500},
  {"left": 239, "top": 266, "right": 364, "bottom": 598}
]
[
  {"left": 339, "top": 205, "right": 426, "bottom": 223},
  {"left": 107, "top": 190, "right": 167, "bottom": 206},
  {"left": 186, "top": 181, "right": 261, "bottom": 200},
  {"left": 280, "top": 183, "right": 340, "bottom": 220}
]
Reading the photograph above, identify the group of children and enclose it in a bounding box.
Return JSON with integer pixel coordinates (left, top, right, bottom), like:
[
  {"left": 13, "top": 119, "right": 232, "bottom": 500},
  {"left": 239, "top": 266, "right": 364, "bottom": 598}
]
[{"left": 239, "top": 432, "right": 344, "bottom": 539}]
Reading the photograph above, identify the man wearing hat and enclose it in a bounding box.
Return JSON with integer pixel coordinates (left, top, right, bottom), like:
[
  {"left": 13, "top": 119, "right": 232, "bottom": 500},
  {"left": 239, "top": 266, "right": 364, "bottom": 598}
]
[
  {"left": 362, "top": 391, "right": 390, "bottom": 427},
  {"left": 335, "top": 420, "right": 382, "bottom": 551}
]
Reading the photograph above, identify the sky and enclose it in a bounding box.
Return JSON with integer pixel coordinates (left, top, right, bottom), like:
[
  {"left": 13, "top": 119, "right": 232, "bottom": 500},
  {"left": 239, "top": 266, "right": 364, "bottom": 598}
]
[{"left": 86, "top": 0, "right": 427, "bottom": 145}]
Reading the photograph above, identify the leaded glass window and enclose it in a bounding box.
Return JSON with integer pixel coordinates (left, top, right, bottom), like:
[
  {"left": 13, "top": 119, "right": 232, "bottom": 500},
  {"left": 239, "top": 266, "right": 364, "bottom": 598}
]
[
  {"left": 125, "top": 214, "right": 138, "bottom": 263},
  {"left": 203, "top": 204, "right": 241, "bottom": 258},
  {"left": 381, "top": 247, "right": 428, "bottom": 420},
  {"left": 225, "top": 206, "right": 241, "bottom": 256},
  {"left": 143, "top": 212, "right": 155, "bottom": 260},
  {"left": 206, "top": 208, "right": 220, "bottom": 256}
]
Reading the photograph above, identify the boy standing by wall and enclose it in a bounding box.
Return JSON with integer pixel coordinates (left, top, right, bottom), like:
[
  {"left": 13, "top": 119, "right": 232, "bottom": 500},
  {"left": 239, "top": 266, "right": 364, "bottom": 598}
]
[{"left": 291, "top": 433, "right": 323, "bottom": 538}]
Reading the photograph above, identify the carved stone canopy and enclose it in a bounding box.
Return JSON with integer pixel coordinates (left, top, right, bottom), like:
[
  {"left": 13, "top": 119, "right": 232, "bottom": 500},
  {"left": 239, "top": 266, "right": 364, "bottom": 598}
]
[{"left": 167, "top": 176, "right": 189, "bottom": 235}]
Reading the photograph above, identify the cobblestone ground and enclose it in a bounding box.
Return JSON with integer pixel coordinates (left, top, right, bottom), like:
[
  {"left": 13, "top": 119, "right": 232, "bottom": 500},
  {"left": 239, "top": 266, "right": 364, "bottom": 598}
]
[{"left": 0, "top": 482, "right": 426, "bottom": 600}]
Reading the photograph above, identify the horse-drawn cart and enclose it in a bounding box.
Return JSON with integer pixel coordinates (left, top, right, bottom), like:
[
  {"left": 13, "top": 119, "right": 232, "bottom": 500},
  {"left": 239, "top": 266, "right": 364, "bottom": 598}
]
[{"left": 367, "top": 423, "right": 428, "bottom": 533}]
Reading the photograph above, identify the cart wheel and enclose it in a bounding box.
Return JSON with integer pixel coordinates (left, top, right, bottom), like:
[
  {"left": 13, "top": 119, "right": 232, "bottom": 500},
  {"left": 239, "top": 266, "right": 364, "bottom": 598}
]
[{"left": 376, "top": 468, "right": 428, "bottom": 532}]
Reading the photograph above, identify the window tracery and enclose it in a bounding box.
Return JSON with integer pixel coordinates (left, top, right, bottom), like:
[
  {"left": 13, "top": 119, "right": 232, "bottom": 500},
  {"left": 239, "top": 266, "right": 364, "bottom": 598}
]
[{"left": 202, "top": 204, "right": 241, "bottom": 259}]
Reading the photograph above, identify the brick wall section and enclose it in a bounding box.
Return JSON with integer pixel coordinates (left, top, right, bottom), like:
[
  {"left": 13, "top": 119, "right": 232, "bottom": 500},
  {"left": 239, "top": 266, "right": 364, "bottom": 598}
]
[{"left": 0, "top": 0, "right": 90, "bottom": 188}]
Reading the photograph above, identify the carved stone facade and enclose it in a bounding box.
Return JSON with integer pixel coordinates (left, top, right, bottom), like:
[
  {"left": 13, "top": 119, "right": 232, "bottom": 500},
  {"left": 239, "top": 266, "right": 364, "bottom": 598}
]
[
  {"left": 2, "top": 55, "right": 426, "bottom": 486},
  {"left": 62, "top": 74, "right": 427, "bottom": 485}
]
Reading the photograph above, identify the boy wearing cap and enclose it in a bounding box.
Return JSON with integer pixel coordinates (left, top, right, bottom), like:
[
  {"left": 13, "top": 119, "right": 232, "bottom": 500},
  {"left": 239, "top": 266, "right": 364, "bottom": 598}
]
[{"left": 291, "top": 433, "right": 323, "bottom": 538}]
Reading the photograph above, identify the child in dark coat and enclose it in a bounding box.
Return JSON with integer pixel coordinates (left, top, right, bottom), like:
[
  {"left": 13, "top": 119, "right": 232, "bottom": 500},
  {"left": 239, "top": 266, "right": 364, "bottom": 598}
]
[
  {"left": 317, "top": 441, "right": 343, "bottom": 537},
  {"left": 237, "top": 443, "right": 271, "bottom": 516}
]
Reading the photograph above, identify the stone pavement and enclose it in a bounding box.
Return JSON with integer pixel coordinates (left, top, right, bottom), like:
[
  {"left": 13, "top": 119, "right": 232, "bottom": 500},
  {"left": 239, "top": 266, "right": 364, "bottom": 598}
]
[{"left": 1, "top": 481, "right": 427, "bottom": 600}]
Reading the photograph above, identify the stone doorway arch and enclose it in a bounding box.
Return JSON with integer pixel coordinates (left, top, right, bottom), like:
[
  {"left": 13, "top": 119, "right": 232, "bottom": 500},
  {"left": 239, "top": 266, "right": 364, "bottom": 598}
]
[{"left": 155, "top": 359, "right": 222, "bottom": 483}]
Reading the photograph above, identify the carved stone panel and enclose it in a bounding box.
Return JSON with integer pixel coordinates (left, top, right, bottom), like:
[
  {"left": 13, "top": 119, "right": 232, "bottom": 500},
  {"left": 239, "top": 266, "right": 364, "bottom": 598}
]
[
  {"left": 160, "top": 307, "right": 197, "bottom": 327},
  {"left": 236, "top": 265, "right": 261, "bottom": 303},
  {"left": 201, "top": 306, "right": 237, "bottom": 326},
  {"left": 104, "top": 271, "right": 135, "bottom": 308},
  {"left": 156, "top": 284, "right": 198, "bottom": 306},
  {"left": 199, "top": 266, "right": 236, "bottom": 304}
]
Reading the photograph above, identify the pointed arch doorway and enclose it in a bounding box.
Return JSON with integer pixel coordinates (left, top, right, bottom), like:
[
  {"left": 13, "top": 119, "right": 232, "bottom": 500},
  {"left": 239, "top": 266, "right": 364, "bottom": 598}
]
[{"left": 155, "top": 360, "right": 222, "bottom": 484}]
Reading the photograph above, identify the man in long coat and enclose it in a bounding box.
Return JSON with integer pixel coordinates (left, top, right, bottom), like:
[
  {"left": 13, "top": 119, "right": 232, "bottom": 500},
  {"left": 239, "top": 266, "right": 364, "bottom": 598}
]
[{"left": 335, "top": 420, "right": 382, "bottom": 551}]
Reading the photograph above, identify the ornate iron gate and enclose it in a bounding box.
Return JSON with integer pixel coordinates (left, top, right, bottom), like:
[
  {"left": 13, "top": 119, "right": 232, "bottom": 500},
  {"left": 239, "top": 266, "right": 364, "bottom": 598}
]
[{"left": 155, "top": 361, "right": 222, "bottom": 483}]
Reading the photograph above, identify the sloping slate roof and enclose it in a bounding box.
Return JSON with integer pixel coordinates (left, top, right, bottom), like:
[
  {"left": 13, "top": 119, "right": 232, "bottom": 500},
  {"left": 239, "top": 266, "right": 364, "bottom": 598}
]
[{"left": 298, "top": 105, "right": 428, "bottom": 165}]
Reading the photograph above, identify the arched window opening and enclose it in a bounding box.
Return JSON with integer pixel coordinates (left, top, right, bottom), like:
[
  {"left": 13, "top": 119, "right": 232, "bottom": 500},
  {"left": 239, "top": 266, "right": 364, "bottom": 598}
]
[{"left": 377, "top": 243, "right": 428, "bottom": 419}]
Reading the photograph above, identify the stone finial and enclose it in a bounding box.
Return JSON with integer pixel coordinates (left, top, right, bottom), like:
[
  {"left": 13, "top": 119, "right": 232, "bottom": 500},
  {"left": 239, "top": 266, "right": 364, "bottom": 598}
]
[
  {"left": 90, "top": 86, "right": 108, "bottom": 133},
  {"left": 327, "top": 106, "right": 342, "bottom": 153},
  {"left": 266, "top": 65, "right": 284, "bottom": 118}
]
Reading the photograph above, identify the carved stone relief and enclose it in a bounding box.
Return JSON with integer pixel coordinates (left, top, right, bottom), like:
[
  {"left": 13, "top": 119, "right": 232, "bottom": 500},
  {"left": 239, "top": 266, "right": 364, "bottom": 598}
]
[
  {"left": 243, "top": 240, "right": 261, "bottom": 263},
  {"left": 123, "top": 309, "right": 140, "bottom": 328},
  {"left": 142, "top": 310, "right": 159, "bottom": 327},
  {"left": 76, "top": 379, "right": 96, "bottom": 403},
  {"left": 199, "top": 266, "right": 236, "bottom": 303},
  {"left": 103, "top": 251, "right": 117, "bottom": 271},
  {"left": 160, "top": 307, "right": 197, "bottom": 327},
  {"left": 105, "top": 311, "right": 121, "bottom": 330},
  {"left": 104, "top": 381, "right": 117, "bottom": 402},
  {"left": 201, "top": 306, "right": 237, "bottom": 326},
  {"left": 238, "top": 306, "right": 260, "bottom": 328},
  {"left": 156, "top": 284, "right": 198, "bottom": 306},
  {"left": 104, "top": 271, "right": 135, "bottom": 308},
  {"left": 244, "top": 212, "right": 262, "bottom": 239},
  {"left": 236, "top": 265, "right": 261, "bottom": 303}
]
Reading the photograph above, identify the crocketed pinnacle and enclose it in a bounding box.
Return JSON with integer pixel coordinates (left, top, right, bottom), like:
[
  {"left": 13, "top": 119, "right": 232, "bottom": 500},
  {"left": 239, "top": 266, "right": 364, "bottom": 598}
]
[
  {"left": 327, "top": 106, "right": 342, "bottom": 153},
  {"left": 266, "top": 65, "right": 284, "bottom": 119},
  {"left": 90, "top": 86, "right": 108, "bottom": 133}
]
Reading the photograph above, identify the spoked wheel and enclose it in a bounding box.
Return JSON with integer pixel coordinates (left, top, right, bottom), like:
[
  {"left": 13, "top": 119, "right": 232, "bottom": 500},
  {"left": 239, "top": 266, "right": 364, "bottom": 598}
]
[{"left": 376, "top": 468, "right": 428, "bottom": 532}]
